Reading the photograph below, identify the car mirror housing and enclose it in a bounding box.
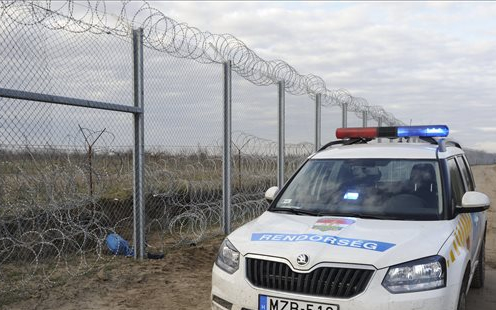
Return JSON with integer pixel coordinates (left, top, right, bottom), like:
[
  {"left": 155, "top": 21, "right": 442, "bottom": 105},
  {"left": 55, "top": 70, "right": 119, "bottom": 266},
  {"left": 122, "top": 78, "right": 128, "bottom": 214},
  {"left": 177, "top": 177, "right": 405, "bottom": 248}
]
[
  {"left": 264, "top": 186, "right": 279, "bottom": 202},
  {"left": 459, "top": 191, "right": 490, "bottom": 213}
]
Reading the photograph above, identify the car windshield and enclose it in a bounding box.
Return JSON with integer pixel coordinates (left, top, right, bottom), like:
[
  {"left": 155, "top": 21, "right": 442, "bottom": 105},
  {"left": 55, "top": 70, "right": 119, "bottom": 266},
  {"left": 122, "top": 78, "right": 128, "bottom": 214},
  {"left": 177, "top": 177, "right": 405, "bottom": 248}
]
[{"left": 273, "top": 159, "right": 443, "bottom": 220}]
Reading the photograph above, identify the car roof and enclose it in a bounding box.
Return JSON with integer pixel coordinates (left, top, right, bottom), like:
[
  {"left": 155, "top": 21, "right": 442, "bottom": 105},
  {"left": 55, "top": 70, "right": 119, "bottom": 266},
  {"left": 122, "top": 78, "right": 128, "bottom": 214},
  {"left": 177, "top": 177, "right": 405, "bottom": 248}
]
[{"left": 312, "top": 141, "right": 464, "bottom": 160}]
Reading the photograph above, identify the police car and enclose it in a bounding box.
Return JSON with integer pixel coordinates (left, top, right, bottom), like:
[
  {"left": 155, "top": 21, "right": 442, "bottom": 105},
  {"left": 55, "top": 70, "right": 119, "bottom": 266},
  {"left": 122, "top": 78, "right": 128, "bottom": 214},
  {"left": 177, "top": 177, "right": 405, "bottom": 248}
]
[{"left": 211, "top": 125, "right": 490, "bottom": 310}]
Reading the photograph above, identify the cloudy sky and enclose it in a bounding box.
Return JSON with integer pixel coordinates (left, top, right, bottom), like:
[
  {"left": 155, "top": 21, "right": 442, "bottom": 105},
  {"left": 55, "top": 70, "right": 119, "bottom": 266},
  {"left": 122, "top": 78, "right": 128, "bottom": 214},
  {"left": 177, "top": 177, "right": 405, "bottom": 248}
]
[
  {"left": 2, "top": 1, "right": 495, "bottom": 153},
  {"left": 149, "top": 1, "right": 496, "bottom": 152}
]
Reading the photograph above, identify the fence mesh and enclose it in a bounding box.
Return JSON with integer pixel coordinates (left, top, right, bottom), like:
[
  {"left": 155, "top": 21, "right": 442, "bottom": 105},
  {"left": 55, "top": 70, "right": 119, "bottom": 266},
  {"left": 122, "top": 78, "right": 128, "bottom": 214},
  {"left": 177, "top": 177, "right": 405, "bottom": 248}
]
[
  {"left": 0, "top": 0, "right": 403, "bottom": 302},
  {"left": 0, "top": 8, "right": 135, "bottom": 299},
  {"left": 231, "top": 72, "right": 277, "bottom": 229},
  {"left": 142, "top": 47, "right": 224, "bottom": 250}
]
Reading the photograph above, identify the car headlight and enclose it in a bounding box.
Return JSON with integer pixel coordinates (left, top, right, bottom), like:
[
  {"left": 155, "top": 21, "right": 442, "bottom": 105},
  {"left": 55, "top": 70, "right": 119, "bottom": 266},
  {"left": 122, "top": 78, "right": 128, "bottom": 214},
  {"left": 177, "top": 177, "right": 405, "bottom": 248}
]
[
  {"left": 382, "top": 255, "right": 446, "bottom": 293},
  {"left": 216, "top": 238, "right": 240, "bottom": 274}
]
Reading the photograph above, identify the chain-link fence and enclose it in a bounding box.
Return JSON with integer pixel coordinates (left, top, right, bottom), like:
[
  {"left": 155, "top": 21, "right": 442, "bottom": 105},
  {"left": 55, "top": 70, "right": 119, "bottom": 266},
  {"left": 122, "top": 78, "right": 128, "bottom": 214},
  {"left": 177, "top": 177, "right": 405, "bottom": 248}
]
[
  {"left": 0, "top": 5, "right": 137, "bottom": 299},
  {"left": 0, "top": 0, "right": 403, "bottom": 300}
]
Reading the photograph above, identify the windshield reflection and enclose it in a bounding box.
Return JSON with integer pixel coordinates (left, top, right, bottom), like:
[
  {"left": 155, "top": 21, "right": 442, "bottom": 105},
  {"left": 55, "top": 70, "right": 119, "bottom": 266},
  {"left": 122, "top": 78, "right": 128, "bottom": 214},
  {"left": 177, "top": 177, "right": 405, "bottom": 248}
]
[{"left": 272, "top": 159, "right": 442, "bottom": 220}]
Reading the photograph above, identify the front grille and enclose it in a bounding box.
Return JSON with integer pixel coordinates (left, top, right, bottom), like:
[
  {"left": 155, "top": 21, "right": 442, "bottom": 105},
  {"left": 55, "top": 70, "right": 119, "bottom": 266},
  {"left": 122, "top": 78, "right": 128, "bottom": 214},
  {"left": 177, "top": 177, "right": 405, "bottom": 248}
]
[{"left": 246, "top": 258, "right": 373, "bottom": 298}]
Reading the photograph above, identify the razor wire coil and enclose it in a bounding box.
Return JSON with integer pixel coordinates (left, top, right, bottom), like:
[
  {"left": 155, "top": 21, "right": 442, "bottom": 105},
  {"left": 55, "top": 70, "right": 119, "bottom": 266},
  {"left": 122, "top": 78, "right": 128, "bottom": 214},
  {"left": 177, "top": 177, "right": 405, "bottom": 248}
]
[
  {"left": 0, "top": 0, "right": 403, "bottom": 298},
  {"left": 0, "top": 0, "right": 403, "bottom": 125},
  {"left": 0, "top": 130, "right": 310, "bottom": 295}
]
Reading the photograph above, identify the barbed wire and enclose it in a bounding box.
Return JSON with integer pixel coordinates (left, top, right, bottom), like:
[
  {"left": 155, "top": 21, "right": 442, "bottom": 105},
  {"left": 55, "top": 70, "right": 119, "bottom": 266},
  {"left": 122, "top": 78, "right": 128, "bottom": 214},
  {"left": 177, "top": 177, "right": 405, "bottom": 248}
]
[
  {"left": 0, "top": 130, "right": 311, "bottom": 295},
  {"left": 0, "top": 127, "right": 127, "bottom": 295},
  {"left": 0, "top": 0, "right": 402, "bottom": 298},
  {"left": 0, "top": 0, "right": 403, "bottom": 125}
]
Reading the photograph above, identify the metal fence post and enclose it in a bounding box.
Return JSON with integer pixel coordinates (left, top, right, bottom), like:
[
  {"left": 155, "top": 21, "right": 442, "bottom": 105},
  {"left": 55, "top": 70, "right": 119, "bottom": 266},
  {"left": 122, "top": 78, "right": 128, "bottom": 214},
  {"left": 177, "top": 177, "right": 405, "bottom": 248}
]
[
  {"left": 278, "top": 81, "right": 285, "bottom": 188},
  {"left": 378, "top": 116, "right": 383, "bottom": 143},
  {"left": 362, "top": 111, "right": 368, "bottom": 127},
  {"left": 342, "top": 102, "right": 348, "bottom": 128},
  {"left": 223, "top": 61, "right": 232, "bottom": 235},
  {"left": 132, "top": 28, "right": 145, "bottom": 259},
  {"left": 315, "top": 93, "right": 321, "bottom": 151}
]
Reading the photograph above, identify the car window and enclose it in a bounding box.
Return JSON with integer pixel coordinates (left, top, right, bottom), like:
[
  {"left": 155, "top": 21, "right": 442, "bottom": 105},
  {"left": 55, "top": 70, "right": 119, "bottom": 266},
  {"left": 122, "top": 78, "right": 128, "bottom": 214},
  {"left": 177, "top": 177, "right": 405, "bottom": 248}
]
[
  {"left": 448, "top": 158, "right": 465, "bottom": 207},
  {"left": 456, "top": 156, "right": 474, "bottom": 191},
  {"left": 273, "top": 159, "right": 443, "bottom": 220}
]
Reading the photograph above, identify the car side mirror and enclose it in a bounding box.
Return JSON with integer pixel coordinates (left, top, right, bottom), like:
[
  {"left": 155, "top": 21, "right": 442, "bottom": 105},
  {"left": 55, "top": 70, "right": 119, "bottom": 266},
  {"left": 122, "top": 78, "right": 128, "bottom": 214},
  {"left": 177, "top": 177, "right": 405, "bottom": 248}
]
[
  {"left": 264, "top": 186, "right": 279, "bottom": 202},
  {"left": 459, "top": 191, "right": 490, "bottom": 213}
]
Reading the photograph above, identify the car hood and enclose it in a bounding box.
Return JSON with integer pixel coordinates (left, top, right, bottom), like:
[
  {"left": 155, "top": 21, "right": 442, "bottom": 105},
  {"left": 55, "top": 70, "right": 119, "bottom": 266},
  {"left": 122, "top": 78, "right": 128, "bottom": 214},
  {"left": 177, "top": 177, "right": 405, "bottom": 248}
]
[{"left": 229, "top": 211, "right": 455, "bottom": 270}]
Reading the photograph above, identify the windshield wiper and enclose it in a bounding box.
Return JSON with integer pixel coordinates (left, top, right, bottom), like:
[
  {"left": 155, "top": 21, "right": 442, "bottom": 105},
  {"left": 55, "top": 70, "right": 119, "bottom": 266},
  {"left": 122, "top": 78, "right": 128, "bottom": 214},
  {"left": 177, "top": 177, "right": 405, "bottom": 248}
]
[
  {"left": 271, "top": 207, "right": 322, "bottom": 217},
  {"left": 316, "top": 211, "right": 397, "bottom": 220}
]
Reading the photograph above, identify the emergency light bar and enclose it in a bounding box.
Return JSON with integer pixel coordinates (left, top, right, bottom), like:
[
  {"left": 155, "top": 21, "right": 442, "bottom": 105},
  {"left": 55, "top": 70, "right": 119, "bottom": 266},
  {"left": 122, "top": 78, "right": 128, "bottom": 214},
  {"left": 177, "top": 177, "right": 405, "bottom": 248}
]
[{"left": 336, "top": 125, "right": 449, "bottom": 139}]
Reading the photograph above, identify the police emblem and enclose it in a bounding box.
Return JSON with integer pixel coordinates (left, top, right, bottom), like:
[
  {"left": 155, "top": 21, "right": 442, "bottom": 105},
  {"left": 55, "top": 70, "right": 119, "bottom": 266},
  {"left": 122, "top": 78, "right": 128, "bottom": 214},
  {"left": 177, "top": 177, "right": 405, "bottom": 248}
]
[{"left": 312, "top": 217, "right": 355, "bottom": 232}]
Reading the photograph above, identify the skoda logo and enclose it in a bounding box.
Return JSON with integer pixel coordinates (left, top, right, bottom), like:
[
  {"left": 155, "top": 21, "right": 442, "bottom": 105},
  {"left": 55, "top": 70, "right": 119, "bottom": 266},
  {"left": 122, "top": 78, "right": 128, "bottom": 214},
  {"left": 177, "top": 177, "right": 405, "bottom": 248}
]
[{"left": 296, "top": 254, "right": 309, "bottom": 266}]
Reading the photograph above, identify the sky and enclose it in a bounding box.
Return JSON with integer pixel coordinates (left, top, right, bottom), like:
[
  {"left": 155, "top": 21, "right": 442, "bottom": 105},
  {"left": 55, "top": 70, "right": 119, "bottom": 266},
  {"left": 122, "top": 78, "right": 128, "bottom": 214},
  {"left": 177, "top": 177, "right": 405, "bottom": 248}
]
[
  {"left": 148, "top": 1, "right": 496, "bottom": 152},
  {"left": 1, "top": 1, "right": 496, "bottom": 153}
]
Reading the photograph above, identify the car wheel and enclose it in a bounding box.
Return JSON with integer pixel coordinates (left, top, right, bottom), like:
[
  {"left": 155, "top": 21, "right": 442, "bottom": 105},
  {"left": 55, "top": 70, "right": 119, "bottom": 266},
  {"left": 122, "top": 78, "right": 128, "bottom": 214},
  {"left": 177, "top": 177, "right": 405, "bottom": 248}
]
[
  {"left": 470, "top": 237, "right": 485, "bottom": 288},
  {"left": 457, "top": 269, "right": 469, "bottom": 310},
  {"left": 457, "top": 287, "right": 466, "bottom": 310}
]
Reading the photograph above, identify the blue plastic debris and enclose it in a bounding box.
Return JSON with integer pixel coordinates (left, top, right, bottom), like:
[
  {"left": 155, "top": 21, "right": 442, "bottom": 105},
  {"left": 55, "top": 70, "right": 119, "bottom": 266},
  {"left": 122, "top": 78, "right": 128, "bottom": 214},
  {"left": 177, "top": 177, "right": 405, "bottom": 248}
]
[{"left": 106, "top": 233, "right": 134, "bottom": 256}]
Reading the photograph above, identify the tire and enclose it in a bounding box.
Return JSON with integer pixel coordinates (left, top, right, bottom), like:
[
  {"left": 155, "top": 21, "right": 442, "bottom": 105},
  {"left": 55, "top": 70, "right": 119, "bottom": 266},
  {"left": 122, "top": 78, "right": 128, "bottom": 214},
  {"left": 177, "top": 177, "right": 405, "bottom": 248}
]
[
  {"left": 471, "top": 237, "right": 485, "bottom": 288},
  {"left": 457, "top": 268, "right": 470, "bottom": 310},
  {"left": 457, "top": 288, "right": 466, "bottom": 310}
]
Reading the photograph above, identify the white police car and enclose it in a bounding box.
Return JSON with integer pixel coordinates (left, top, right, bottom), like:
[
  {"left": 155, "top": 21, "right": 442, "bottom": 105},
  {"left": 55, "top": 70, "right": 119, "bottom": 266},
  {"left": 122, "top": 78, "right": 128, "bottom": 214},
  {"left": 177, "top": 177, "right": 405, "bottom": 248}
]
[{"left": 212, "top": 125, "right": 490, "bottom": 310}]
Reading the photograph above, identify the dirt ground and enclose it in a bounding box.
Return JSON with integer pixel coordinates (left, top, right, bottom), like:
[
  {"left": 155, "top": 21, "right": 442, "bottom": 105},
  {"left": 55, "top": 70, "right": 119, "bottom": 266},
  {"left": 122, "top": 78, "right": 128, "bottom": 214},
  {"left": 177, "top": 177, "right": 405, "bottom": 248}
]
[{"left": 2, "top": 165, "right": 496, "bottom": 310}]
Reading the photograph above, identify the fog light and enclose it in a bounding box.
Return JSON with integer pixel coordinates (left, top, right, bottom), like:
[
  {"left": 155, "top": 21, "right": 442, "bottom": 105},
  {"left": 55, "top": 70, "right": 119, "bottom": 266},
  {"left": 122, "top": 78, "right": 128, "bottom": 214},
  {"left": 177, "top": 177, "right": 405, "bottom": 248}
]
[{"left": 212, "top": 295, "right": 232, "bottom": 310}]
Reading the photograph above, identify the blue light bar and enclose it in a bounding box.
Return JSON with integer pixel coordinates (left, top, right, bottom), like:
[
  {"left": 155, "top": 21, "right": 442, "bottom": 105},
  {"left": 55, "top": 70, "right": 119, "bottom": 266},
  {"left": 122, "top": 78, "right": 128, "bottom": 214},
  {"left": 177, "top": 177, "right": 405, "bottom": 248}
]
[{"left": 396, "top": 125, "right": 449, "bottom": 138}]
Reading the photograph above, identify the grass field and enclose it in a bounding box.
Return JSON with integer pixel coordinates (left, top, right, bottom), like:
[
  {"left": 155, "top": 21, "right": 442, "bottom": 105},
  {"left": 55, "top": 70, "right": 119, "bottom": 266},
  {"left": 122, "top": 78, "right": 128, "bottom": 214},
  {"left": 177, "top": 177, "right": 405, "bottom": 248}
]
[{"left": 1, "top": 164, "right": 495, "bottom": 309}]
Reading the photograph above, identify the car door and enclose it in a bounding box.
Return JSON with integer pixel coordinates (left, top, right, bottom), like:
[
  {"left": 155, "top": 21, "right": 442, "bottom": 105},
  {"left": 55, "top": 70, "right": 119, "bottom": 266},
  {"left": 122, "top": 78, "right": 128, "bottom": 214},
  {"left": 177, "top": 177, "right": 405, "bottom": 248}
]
[
  {"left": 448, "top": 157, "right": 475, "bottom": 263},
  {"left": 455, "top": 156, "right": 485, "bottom": 261}
]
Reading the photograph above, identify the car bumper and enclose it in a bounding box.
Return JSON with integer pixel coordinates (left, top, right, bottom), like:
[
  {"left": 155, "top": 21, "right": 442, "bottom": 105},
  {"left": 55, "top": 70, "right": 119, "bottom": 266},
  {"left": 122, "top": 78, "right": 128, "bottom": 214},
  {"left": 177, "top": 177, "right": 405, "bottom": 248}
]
[{"left": 211, "top": 262, "right": 460, "bottom": 310}]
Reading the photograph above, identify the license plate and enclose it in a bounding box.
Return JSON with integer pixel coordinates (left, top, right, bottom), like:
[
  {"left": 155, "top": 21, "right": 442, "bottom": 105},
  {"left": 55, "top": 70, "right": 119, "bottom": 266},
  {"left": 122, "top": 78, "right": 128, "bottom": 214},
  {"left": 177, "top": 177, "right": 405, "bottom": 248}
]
[{"left": 258, "top": 295, "right": 339, "bottom": 310}]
